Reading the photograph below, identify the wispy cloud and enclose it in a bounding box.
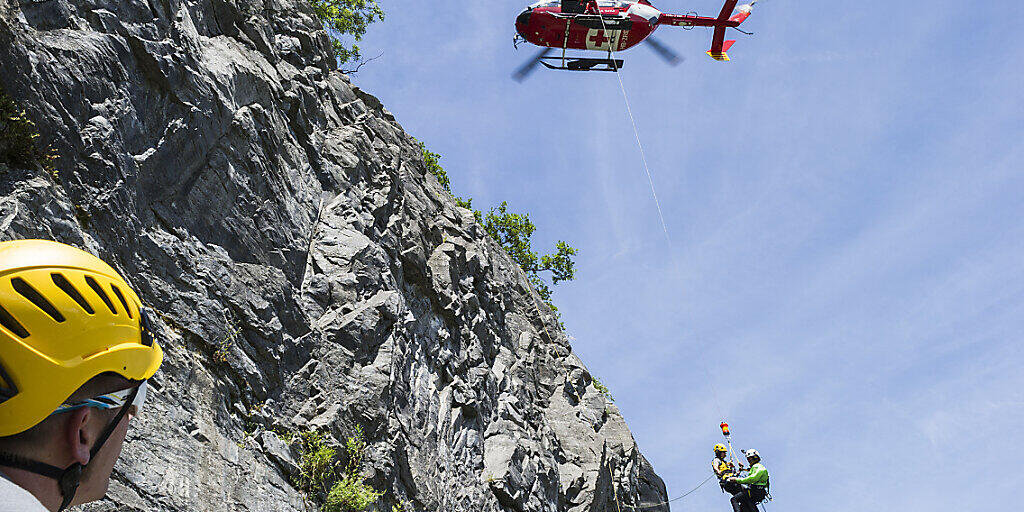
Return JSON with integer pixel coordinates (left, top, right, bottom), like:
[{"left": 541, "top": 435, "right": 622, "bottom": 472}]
[{"left": 356, "top": 1, "right": 1024, "bottom": 510}]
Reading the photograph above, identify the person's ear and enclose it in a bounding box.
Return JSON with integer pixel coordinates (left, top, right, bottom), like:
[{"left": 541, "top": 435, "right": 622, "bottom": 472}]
[{"left": 63, "top": 408, "right": 95, "bottom": 466}]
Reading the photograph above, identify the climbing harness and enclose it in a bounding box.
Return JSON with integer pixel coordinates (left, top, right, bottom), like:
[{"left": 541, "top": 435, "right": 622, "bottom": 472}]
[{"left": 724, "top": 426, "right": 774, "bottom": 510}]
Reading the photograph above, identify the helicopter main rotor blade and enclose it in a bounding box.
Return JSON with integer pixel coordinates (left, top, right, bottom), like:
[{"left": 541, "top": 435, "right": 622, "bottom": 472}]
[
  {"left": 513, "top": 48, "right": 555, "bottom": 82},
  {"left": 645, "top": 36, "right": 684, "bottom": 66}
]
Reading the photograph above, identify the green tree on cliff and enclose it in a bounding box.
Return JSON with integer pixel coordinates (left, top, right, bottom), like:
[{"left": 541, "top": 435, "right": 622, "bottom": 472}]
[
  {"left": 417, "top": 141, "right": 578, "bottom": 314},
  {"left": 482, "top": 202, "right": 577, "bottom": 310},
  {"left": 309, "top": 0, "right": 384, "bottom": 69}
]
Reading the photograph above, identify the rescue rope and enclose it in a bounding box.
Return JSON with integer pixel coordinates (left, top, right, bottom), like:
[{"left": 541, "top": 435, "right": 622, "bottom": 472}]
[
  {"left": 700, "top": 341, "right": 742, "bottom": 472},
  {"left": 611, "top": 462, "right": 623, "bottom": 512},
  {"left": 596, "top": 12, "right": 671, "bottom": 244},
  {"left": 726, "top": 436, "right": 743, "bottom": 475},
  {"left": 621, "top": 472, "right": 716, "bottom": 510},
  {"left": 594, "top": 11, "right": 736, "bottom": 511},
  {"left": 586, "top": 9, "right": 763, "bottom": 511}
]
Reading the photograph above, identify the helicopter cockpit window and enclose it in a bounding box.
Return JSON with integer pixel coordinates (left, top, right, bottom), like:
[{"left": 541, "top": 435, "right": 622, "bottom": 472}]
[
  {"left": 627, "top": 2, "right": 659, "bottom": 24},
  {"left": 530, "top": 1, "right": 632, "bottom": 8}
]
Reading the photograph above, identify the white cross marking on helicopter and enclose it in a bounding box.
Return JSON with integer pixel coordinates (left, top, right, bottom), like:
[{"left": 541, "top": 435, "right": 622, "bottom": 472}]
[{"left": 585, "top": 28, "right": 619, "bottom": 50}]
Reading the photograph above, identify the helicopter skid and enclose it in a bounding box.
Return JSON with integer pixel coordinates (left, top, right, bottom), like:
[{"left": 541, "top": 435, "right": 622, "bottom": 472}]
[{"left": 539, "top": 56, "right": 624, "bottom": 72}]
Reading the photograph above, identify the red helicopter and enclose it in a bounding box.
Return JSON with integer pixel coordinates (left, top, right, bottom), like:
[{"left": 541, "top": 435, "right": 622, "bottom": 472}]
[{"left": 513, "top": 0, "right": 757, "bottom": 80}]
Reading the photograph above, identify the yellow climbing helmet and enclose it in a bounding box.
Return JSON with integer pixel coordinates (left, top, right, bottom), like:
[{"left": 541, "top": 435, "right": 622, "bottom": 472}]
[
  {"left": 0, "top": 240, "right": 163, "bottom": 437},
  {"left": 714, "top": 443, "right": 728, "bottom": 454}
]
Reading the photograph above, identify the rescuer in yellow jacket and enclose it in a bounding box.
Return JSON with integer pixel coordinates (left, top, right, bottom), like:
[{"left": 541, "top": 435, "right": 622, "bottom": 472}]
[
  {"left": 727, "top": 449, "right": 769, "bottom": 512},
  {"left": 712, "top": 444, "right": 743, "bottom": 495}
]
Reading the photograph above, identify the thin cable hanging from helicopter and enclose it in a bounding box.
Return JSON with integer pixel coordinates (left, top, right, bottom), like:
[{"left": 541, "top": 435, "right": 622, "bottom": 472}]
[
  {"left": 591, "top": 1, "right": 758, "bottom": 459},
  {"left": 595, "top": 7, "right": 671, "bottom": 244},
  {"left": 582, "top": 3, "right": 767, "bottom": 510},
  {"left": 592, "top": 13, "right": 739, "bottom": 510}
]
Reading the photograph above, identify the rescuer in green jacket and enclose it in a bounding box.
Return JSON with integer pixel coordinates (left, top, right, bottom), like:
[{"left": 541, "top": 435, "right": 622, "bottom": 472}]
[{"left": 727, "top": 449, "right": 769, "bottom": 512}]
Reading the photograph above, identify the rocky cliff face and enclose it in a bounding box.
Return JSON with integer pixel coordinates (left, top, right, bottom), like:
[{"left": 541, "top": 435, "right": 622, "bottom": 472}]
[{"left": 0, "top": 0, "right": 669, "bottom": 510}]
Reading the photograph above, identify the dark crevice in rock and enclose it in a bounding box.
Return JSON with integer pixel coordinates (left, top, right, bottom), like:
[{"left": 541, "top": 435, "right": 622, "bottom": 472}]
[{"left": 0, "top": 0, "right": 671, "bottom": 510}]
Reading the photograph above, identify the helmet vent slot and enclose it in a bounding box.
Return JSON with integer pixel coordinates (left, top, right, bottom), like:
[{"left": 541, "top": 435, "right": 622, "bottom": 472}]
[
  {"left": 0, "top": 358, "right": 18, "bottom": 404},
  {"left": 0, "top": 302, "right": 30, "bottom": 338},
  {"left": 110, "top": 285, "right": 133, "bottom": 319},
  {"left": 11, "top": 278, "right": 65, "bottom": 323},
  {"left": 84, "top": 276, "right": 118, "bottom": 315},
  {"left": 51, "top": 273, "right": 95, "bottom": 314}
]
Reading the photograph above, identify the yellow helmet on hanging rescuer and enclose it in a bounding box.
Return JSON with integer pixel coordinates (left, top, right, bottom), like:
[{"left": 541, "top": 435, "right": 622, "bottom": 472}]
[
  {"left": 714, "top": 443, "right": 727, "bottom": 454},
  {"left": 0, "top": 240, "right": 163, "bottom": 437}
]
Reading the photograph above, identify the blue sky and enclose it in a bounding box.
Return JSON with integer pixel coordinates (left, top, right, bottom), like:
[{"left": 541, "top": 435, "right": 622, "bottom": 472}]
[{"left": 353, "top": 1, "right": 1024, "bottom": 510}]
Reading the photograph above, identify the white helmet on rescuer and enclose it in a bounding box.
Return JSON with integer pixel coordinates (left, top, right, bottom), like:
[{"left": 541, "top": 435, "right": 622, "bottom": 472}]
[{"left": 744, "top": 449, "right": 760, "bottom": 460}]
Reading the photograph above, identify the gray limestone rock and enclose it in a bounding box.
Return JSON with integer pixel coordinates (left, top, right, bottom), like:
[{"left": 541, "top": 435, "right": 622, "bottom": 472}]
[{"left": 0, "top": 0, "right": 670, "bottom": 509}]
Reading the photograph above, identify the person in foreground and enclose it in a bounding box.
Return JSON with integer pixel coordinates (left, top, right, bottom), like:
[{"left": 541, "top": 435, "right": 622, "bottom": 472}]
[
  {"left": 727, "top": 449, "right": 770, "bottom": 512},
  {"left": 0, "top": 240, "right": 163, "bottom": 511}
]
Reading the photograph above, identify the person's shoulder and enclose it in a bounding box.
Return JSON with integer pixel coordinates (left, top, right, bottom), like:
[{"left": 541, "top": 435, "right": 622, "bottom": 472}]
[{"left": 0, "top": 475, "right": 48, "bottom": 512}]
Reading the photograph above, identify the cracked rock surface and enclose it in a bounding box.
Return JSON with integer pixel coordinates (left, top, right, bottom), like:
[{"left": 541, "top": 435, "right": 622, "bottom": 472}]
[{"left": 0, "top": 0, "right": 669, "bottom": 509}]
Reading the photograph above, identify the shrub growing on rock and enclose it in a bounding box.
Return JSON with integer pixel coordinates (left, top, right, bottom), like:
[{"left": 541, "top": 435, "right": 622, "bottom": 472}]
[
  {"left": 292, "top": 427, "right": 383, "bottom": 511},
  {"left": 0, "top": 90, "right": 56, "bottom": 175},
  {"left": 324, "top": 426, "right": 383, "bottom": 511},
  {"left": 416, "top": 140, "right": 579, "bottom": 315},
  {"left": 416, "top": 139, "right": 449, "bottom": 192},
  {"left": 592, "top": 377, "right": 614, "bottom": 402},
  {"left": 296, "top": 431, "right": 338, "bottom": 495},
  {"left": 309, "top": 0, "right": 384, "bottom": 68}
]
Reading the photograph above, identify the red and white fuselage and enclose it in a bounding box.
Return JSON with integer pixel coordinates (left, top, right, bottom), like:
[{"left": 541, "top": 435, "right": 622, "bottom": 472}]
[
  {"left": 515, "top": 0, "right": 755, "bottom": 61},
  {"left": 516, "top": 1, "right": 660, "bottom": 52}
]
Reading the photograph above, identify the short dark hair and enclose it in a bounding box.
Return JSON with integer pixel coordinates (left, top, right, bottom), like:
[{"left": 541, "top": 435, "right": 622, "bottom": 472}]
[{"left": 0, "top": 373, "right": 133, "bottom": 453}]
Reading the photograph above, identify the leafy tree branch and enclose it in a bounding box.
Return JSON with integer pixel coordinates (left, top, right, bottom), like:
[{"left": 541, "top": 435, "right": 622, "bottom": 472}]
[
  {"left": 309, "top": 0, "right": 384, "bottom": 69},
  {"left": 416, "top": 141, "right": 578, "bottom": 315}
]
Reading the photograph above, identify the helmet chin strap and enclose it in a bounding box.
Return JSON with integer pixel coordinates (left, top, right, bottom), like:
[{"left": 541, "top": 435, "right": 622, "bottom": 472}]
[
  {"left": 0, "top": 385, "right": 139, "bottom": 511},
  {"left": 0, "top": 454, "right": 78, "bottom": 510}
]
